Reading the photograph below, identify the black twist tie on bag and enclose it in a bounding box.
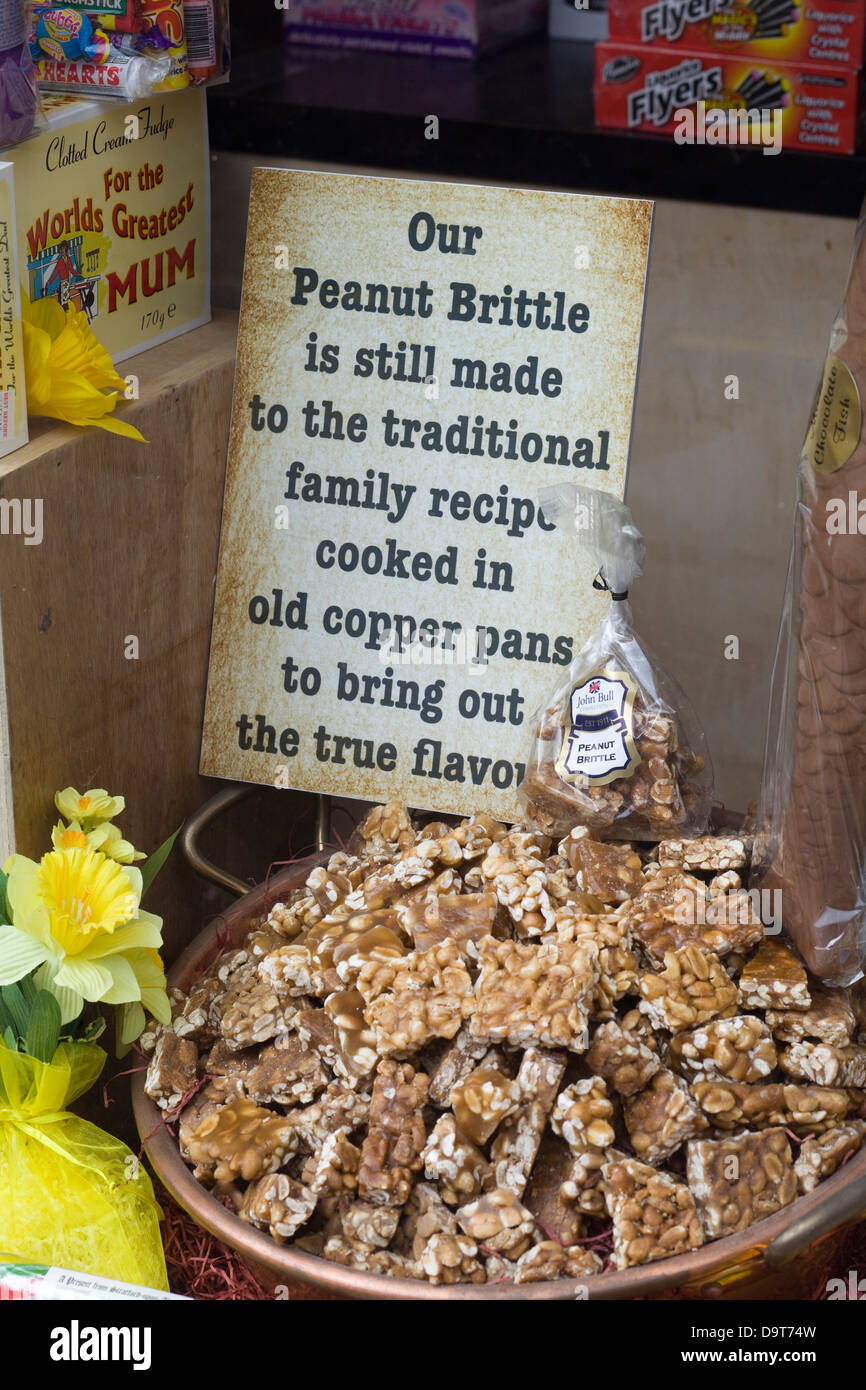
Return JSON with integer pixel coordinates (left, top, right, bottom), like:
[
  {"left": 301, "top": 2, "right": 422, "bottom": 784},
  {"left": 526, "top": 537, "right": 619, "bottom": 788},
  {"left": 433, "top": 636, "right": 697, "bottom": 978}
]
[{"left": 592, "top": 573, "right": 629, "bottom": 602}]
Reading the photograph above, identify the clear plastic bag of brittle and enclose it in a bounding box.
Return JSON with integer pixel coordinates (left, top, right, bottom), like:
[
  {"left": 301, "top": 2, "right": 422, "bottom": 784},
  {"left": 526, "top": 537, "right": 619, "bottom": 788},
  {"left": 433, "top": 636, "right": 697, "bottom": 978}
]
[{"left": 518, "top": 484, "right": 713, "bottom": 841}]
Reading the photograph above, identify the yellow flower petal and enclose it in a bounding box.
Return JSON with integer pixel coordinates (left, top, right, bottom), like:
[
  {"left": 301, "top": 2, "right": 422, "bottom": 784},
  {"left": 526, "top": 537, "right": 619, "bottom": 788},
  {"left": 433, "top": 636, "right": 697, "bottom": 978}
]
[
  {"left": 21, "top": 296, "right": 146, "bottom": 442},
  {"left": 36, "top": 848, "right": 139, "bottom": 955}
]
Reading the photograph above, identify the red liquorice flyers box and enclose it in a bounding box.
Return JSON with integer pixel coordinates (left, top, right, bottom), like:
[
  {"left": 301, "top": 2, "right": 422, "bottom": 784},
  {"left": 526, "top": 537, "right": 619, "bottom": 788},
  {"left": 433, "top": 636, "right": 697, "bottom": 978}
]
[
  {"left": 607, "top": 0, "right": 866, "bottom": 71},
  {"left": 594, "top": 40, "right": 864, "bottom": 150}
]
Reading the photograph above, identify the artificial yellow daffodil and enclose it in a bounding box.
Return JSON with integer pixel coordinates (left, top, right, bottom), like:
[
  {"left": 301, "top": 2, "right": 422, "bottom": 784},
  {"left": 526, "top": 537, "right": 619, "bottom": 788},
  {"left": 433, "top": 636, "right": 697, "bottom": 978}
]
[
  {"left": 55, "top": 787, "right": 125, "bottom": 829},
  {"left": 21, "top": 297, "right": 146, "bottom": 440},
  {"left": 0, "top": 848, "right": 169, "bottom": 1025},
  {"left": 51, "top": 818, "right": 145, "bottom": 864},
  {"left": 117, "top": 949, "right": 171, "bottom": 1047}
]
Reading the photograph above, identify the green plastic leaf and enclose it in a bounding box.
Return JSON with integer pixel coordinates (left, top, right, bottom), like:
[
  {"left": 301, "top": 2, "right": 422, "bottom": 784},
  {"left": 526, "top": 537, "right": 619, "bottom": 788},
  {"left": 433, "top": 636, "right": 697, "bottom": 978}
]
[
  {"left": 139, "top": 824, "right": 181, "bottom": 899},
  {"left": 0, "top": 994, "right": 19, "bottom": 1043},
  {"left": 1, "top": 1025, "right": 17, "bottom": 1052},
  {"left": 78, "top": 1015, "right": 106, "bottom": 1045},
  {"left": 0, "top": 983, "right": 30, "bottom": 1038},
  {"left": 24, "top": 990, "right": 61, "bottom": 1063},
  {"left": 18, "top": 973, "right": 37, "bottom": 1006},
  {"left": 0, "top": 869, "right": 9, "bottom": 926}
]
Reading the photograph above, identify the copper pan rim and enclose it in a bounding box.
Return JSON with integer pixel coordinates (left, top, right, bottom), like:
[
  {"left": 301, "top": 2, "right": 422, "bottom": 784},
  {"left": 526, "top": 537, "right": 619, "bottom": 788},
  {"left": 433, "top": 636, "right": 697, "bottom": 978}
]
[{"left": 132, "top": 860, "right": 866, "bottom": 1300}]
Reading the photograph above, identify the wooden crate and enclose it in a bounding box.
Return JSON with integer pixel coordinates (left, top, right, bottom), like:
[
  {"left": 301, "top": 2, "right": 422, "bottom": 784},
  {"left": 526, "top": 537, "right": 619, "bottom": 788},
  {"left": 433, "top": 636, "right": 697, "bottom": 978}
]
[{"left": 0, "top": 311, "right": 241, "bottom": 958}]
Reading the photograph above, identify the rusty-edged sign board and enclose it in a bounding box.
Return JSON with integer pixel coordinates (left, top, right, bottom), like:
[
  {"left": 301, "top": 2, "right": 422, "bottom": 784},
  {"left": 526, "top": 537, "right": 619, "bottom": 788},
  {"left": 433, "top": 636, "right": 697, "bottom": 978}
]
[{"left": 201, "top": 169, "right": 653, "bottom": 820}]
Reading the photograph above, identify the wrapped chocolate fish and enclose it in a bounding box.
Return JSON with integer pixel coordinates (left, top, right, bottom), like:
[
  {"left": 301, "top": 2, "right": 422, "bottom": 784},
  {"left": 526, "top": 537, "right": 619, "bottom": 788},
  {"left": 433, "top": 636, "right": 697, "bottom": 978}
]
[{"left": 754, "top": 204, "right": 866, "bottom": 986}]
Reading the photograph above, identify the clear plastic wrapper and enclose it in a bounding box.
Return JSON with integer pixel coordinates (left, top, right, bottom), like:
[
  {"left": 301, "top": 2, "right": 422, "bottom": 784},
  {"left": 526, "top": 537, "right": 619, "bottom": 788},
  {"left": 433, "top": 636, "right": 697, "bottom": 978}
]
[
  {"left": 183, "top": 0, "right": 229, "bottom": 86},
  {"left": 0, "top": 1, "right": 41, "bottom": 148},
  {"left": 518, "top": 483, "right": 713, "bottom": 841},
  {"left": 29, "top": 2, "right": 185, "bottom": 95},
  {"left": 753, "top": 206, "right": 866, "bottom": 987}
]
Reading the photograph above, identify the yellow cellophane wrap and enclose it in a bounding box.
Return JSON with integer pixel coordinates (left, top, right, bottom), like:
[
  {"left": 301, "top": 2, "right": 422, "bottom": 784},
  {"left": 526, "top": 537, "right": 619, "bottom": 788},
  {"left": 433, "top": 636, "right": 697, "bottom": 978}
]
[{"left": 0, "top": 1038, "right": 168, "bottom": 1290}]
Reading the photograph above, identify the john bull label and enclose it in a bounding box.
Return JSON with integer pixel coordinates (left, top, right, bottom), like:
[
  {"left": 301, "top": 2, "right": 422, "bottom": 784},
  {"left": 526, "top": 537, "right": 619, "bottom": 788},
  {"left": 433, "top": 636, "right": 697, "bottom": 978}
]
[{"left": 555, "top": 668, "right": 640, "bottom": 786}]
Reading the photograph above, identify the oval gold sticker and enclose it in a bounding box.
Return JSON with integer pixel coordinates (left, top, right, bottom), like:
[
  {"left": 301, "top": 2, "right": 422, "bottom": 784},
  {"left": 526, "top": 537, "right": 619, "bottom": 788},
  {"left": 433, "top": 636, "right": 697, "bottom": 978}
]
[{"left": 805, "top": 354, "right": 861, "bottom": 475}]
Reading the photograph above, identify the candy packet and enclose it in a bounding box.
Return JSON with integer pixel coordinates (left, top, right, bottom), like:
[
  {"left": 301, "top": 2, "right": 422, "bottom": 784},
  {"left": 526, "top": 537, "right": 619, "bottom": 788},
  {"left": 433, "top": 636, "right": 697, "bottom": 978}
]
[
  {"left": 518, "top": 483, "right": 713, "bottom": 841},
  {"left": 30, "top": 2, "right": 185, "bottom": 97},
  {"left": 0, "top": 0, "right": 42, "bottom": 148},
  {"left": 0, "top": 1038, "right": 169, "bottom": 1291}
]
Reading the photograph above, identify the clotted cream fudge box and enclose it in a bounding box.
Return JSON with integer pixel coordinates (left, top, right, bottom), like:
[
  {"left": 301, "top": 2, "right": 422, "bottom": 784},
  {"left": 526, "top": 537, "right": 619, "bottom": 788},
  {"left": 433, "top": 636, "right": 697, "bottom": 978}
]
[{"left": 1, "top": 87, "right": 211, "bottom": 364}]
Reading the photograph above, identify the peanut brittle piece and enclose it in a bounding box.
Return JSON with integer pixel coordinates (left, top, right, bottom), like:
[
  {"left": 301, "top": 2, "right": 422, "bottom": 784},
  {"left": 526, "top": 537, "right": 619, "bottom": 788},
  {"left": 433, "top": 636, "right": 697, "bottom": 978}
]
[
  {"left": 475, "top": 831, "right": 555, "bottom": 937},
  {"left": 625, "top": 864, "right": 762, "bottom": 960},
  {"left": 340, "top": 1200, "right": 401, "bottom": 1249},
  {"left": 522, "top": 1133, "right": 587, "bottom": 1243},
  {"left": 173, "top": 976, "right": 224, "bottom": 1044},
  {"left": 638, "top": 946, "right": 738, "bottom": 1033},
  {"left": 561, "top": 1145, "right": 628, "bottom": 1219},
  {"left": 219, "top": 976, "right": 302, "bottom": 1050},
  {"left": 456, "top": 1188, "right": 537, "bottom": 1258},
  {"left": 323, "top": 988, "right": 380, "bottom": 1078},
  {"left": 686, "top": 1129, "right": 797, "bottom": 1238},
  {"left": 543, "top": 852, "right": 604, "bottom": 913},
  {"left": 185, "top": 1096, "right": 298, "bottom": 1184},
  {"left": 423, "top": 1114, "right": 492, "bottom": 1206},
  {"left": 178, "top": 1078, "right": 240, "bottom": 1161},
  {"left": 294, "top": 1006, "right": 354, "bottom": 1082},
  {"left": 355, "top": 840, "right": 446, "bottom": 908},
  {"left": 258, "top": 942, "right": 318, "bottom": 999},
  {"left": 419, "top": 1233, "right": 486, "bottom": 1285},
  {"left": 427, "top": 1025, "right": 491, "bottom": 1108},
  {"left": 604, "top": 1157, "right": 704, "bottom": 1269},
  {"left": 623, "top": 1069, "right": 708, "bottom": 1165},
  {"left": 349, "top": 801, "right": 416, "bottom": 859},
  {"left": 322, "top": 1236, "right": 420, "bottom": 1279},
  {"left": 561, "top": 827, "right": 644, "bottom": 903},
  {"left": 766, "top": 985, "right": 856, "bottom": 1047},
  {"left": 551, "top": 1077, "right": 616, "bottom": 1153},
  {"left": 470, "top": 935, "right": 598, "bottom": 1052},
  {"left": 300, "top": 1129, "right": 361, "bottom": 1215},
  {"left": 738, "top": 939, "right": 811, "bottom": 1012},
  {"left": 585, "top": 1012, "right": 660, "bottom": 1096},
  {"left": 331, "top": 918, "right": 408, "bottom": 986},
  {"left": 658, "top": 836, "right": 751, "bottom": 873},
  {"left": 393, "top": 1181, "right": 459, "bottom": 1261},
  {"left": 779, "top": 1040, "right": 866, "bottom": 1089},
  {"left": 358, "top": 1059, "right": 428, "bottom": 1207},
  {"left": 667, "top": 1016, "right": 777, "bottom": 1085},
  {"left": 794, "top": 1121, "right": 866, "bottom": 1193},
  {"left": 283, "top": 1080, "right": 371, "bottom": 1151},
  {"left": 490, "top": 1047, "right": 568, "bottom": 1197},
  {"left": 144, "top": 1029, "right": 198, "bottom": 1111},
  {"left": 450, "top": 1064, "right": 521, "bottom": 1146},
  {"left": 513, "top": 1241, "right": 603, "bottom": 1285},
  {"left": 358, "top": 941, "right": 474, "bottom": 1057},
  {"left": 691, "top": 1080, "right": 857, "bottom": 1133},
  {"left": 244, "top": 1035, "right": 330, "bottom": 1106},
  {"left": 563, "top": 910, "right": 639, "bottom": 1015},
  {"left": 239, "top": 1173, "right": 317, "bottom": 1243},
  {"left": 305, "top": 860, "right": 359, "bottom": 915},
  {"left": 265, "top": 894, "right": 323, "bottom": 940},
  {"left": 408, "top": 892, "right": 498, "bottom": 959}
]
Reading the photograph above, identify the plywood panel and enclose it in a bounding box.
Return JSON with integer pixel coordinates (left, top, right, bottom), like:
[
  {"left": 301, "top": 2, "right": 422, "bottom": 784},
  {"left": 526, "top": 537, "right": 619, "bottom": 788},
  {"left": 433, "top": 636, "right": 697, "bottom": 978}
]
[{"left": 0, "top": 312, "right": 239, "bottom": 957}]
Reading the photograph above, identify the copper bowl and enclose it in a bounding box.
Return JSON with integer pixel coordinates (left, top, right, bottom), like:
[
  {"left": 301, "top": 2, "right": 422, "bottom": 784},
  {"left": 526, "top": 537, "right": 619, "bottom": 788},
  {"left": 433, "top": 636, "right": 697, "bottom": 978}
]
[{"left": 133, "top": 859, "right": 866, "bottom": 1300}]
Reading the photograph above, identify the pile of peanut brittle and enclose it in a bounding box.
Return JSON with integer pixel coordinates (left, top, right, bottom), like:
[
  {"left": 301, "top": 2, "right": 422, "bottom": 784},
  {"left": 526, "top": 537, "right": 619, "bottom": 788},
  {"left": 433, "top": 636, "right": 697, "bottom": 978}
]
[{"left": 143, "top": 803, "right": 866, "bottom": 1286}]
